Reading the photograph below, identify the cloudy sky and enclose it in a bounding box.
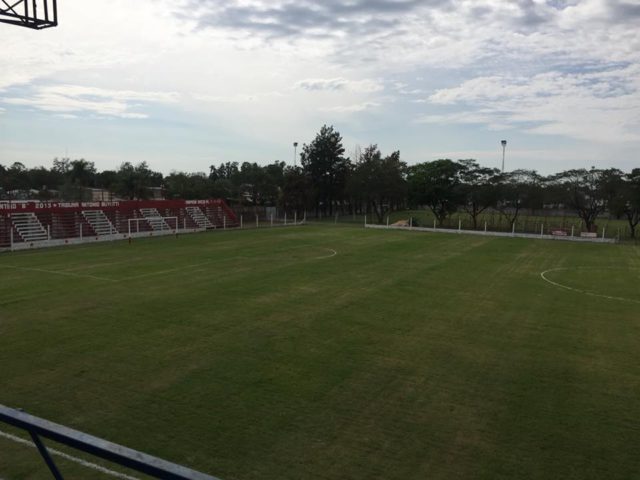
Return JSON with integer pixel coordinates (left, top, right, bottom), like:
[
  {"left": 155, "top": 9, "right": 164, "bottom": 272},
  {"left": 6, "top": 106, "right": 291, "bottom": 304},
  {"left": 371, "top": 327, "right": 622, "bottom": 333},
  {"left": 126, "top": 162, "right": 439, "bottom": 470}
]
[{"left": 1, "top": 0, "right": 639, "bottom": 174}]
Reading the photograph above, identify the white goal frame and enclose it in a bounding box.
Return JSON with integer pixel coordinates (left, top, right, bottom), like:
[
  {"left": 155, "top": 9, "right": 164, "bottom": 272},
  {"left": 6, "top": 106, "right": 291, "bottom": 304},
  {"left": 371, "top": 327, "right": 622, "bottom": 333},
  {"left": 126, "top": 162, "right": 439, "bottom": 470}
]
[{"left": 128, "top": 216, "right": 178, "bottom": 235}]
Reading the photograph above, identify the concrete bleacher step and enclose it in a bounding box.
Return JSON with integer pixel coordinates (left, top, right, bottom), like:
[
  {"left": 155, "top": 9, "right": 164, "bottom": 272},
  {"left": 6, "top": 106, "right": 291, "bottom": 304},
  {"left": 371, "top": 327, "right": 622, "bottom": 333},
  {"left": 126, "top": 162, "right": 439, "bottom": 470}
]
[
  {"left": 10, "top": 212, "right": 48, "bottom": 242},
  {"left": 82, "top": 210, "right": 118, "bottom": 236},
  {"left": 139, "top": 208, "right": 170, "bottom": 231},
  {"left": 185, "top": 206, "right": 214, "bottom": 229}
]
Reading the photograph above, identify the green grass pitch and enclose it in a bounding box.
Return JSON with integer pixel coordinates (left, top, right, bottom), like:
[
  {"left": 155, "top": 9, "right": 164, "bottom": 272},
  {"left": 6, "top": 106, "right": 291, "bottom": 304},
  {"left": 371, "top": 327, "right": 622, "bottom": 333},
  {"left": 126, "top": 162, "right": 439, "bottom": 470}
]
[{"left": 1, "top": 225, "right": 639, "bottom": 479}]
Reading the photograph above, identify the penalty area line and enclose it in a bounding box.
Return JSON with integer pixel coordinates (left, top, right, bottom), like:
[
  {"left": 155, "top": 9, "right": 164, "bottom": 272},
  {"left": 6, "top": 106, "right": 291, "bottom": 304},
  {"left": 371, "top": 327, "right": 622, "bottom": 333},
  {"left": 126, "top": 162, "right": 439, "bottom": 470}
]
[
  {"left": 0, "top": 430, "right": 139, "bottom": 480},
  {"left": 0, "top": 264, "right": 115, "bottom": 282}
]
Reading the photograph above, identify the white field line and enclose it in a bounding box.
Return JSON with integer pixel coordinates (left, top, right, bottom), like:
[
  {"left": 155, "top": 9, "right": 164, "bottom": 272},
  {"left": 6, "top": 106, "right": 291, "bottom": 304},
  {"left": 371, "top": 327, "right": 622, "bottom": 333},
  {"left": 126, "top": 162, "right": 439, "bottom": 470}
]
[
  {"left": 540, "top": 267, "right": 640, "bottom": 304},
  {"left": 0, "top": 245, "right": 338, "bottom": 283},
  {"left": 120, "top": 261, "right": 217, "bottom": 281},
  {"left": 315, "top": 248, "right": 338, "bottom": 259},
  {"left": 0, "top": 264, "right": 115, "bottom": 282},
  {"left": 63, "top": 259, "right": 137, "bottom": 272},
  {"left": 121, "top": 246, "right": 338, "bottom": 280},
  {"left": 0, "top": 430, "right": 139, "bottom": 480}
]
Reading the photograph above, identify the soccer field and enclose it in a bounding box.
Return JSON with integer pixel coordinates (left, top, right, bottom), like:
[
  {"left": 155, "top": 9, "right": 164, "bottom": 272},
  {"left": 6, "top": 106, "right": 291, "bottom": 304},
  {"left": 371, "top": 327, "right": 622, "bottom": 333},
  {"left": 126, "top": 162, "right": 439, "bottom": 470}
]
[{"left": 1, "top": 225, "right": 639, "bottom": 480}]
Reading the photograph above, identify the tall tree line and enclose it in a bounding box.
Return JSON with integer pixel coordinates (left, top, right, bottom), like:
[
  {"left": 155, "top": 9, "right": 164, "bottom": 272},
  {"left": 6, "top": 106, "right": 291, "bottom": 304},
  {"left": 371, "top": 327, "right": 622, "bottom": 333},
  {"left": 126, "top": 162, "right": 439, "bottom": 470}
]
[{"left": 1, "top": 125, "right": 639, "bottom": 236}]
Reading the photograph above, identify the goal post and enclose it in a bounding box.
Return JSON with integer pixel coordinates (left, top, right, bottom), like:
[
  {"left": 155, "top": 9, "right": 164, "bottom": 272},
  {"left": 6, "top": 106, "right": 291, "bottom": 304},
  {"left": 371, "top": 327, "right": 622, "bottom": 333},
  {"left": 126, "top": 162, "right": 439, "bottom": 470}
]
[{"left": 128, "top": 216, "right": 179, "bottom": 236}]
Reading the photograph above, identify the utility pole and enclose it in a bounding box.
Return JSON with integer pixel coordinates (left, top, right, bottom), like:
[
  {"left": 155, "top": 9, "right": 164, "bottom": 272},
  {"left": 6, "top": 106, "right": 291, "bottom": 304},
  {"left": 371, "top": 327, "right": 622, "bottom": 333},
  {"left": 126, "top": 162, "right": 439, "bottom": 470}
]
[{"left": 501, "top": 140, "right": 507, "bottom": 173}]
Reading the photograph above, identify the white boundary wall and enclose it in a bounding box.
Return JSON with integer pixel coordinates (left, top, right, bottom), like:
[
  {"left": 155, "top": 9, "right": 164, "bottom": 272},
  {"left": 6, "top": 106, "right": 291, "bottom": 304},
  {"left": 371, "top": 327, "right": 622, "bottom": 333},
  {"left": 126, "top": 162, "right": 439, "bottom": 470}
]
[
  {"left": 2, "top": 227, "right": 205, "bottom": 252},
  {"left": 365, "top": 224, "right": 617, "bottom": 244},
  {"left": 1, "top": 218, "right": 308, "bottom": 253}
]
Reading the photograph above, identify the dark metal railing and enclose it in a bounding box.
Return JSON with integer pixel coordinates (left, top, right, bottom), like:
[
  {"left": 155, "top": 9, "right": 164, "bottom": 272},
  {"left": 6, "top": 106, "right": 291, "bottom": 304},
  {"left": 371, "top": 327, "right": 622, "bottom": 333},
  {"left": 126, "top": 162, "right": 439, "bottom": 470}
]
[
  {"left": 0, "top": 0, "right": 58, "bottom": 29},
  {"left": 0, "top": 404, "right": 221, "bottom": 480}
]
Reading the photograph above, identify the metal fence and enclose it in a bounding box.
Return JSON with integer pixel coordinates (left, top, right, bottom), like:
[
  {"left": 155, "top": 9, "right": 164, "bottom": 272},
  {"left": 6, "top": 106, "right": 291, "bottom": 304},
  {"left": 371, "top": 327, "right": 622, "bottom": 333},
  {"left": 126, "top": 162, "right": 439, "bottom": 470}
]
[{"left": 0, "top": 404, "right": 220, "bottom": 480}]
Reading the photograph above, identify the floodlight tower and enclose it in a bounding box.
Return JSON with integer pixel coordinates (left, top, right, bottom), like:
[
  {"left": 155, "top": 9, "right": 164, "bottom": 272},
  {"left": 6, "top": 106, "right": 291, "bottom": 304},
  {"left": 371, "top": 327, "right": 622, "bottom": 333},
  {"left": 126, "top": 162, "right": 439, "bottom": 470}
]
[
  {"left": 0, "top": 0, "right": 58, "bottom": 29},
  {"left": 501, "top": 140, "right": 507, "bottom": 173},
  {"left": 293, "top": 142, "right": 298, "bottom": 167}
]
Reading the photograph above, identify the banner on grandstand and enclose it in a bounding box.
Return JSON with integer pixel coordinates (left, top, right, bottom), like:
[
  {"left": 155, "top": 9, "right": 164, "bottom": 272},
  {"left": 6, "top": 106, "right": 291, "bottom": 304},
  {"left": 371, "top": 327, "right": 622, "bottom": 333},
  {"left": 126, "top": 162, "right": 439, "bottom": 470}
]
[{"left": 0, "top": 199, "right": 228, "bottom": 213}]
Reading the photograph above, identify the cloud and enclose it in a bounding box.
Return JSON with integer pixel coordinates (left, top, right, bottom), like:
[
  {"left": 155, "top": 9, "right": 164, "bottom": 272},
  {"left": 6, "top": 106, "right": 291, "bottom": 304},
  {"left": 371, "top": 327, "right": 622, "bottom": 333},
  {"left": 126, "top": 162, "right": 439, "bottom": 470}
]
[
  {"left": 295, "top": 78, "right": 383, "bottom": 93},
  {"left": 322, "top": 102, "right": 381, "bottom": 113},
  {"left": 2, "top": 0, "right": 640, "bottom": 173},
  {"left": 422, "top": 64, "right": 640, "bottom": 142},
  {"left": 2, "top": 84, "right": 179, "bottom": 119},
  {"left": 179, "top": 0, "right": 433, "bottom": 39}
]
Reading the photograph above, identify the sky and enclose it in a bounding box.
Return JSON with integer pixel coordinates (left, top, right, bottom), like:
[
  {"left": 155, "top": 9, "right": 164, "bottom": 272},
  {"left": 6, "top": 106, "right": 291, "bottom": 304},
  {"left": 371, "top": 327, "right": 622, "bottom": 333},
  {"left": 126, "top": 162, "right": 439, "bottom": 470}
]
[{"left": 1, "top": 0, "right": 639, "bottom": 175}]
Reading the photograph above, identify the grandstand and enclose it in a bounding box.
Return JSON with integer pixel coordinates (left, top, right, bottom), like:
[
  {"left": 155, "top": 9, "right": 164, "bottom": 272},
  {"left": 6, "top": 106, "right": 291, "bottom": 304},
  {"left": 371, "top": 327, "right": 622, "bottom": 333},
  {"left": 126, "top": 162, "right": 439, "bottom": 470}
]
[{"left": 0, "top": 199, "right": 237, "bottom": 251}]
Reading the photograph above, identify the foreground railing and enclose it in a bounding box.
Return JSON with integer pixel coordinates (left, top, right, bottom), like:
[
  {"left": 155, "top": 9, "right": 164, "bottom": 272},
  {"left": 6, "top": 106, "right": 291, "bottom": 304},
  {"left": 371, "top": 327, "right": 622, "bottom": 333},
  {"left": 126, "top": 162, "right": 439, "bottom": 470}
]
[{"left": 0, "top": 404, "right": 220, "bottom": 480}]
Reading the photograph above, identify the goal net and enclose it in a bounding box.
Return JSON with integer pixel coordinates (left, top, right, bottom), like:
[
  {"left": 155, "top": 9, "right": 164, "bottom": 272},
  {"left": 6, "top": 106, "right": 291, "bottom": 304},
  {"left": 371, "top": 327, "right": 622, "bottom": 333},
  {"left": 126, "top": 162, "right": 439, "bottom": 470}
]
[{"left": 128, "top": 216, "right": 178, "bottom": 235}]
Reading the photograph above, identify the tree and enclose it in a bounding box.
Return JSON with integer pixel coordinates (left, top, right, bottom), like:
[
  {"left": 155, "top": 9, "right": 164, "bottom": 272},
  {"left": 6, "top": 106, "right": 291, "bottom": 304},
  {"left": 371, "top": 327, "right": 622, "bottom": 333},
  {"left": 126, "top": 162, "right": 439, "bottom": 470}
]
[
  {"left": 5, "top": 162, "right": 30, "bottom": 191},
  {"left": 348, "top": 145, "right": 406, "bottom": 223},
  {"left": 281, "top": 166, "right": 311, "bottom": 214},
  {"left": 115, "top": 162, "right": 162, "bottom": 200},
  {"left": 164, "top": 172, "right": 209, "bottom": 199},
  {"left": 457, "top": 159, "right": 500, "bottom": 229},
  {"left": 28, "top": 166, "right": 61, "bottom": 199},
  {"left": 496, "top": 169, "right": 542, "bottom": 228},
  {"left": 209, "top": 162, "right": 240, "bottom": 202},
  {"left": 408, "top": 159, "right": 462, "bottom": 226},
  {"left": 622, "top": 169, "right": 640, "bottom": 238},
  {"left": 553, "top": 168, "right": 606, "bottom": 232},
  {"left": 600, "top": 168, "right": 626, "bottom": 220},
  {"left": 301, "top": 125, "right": 349, "bottom": 215},
  {"left": 209, "top": 162, "right": 239, "bottom": 182},
  {"left": 262, "top": 161, "right": 286, "bottom": 206},
  {"left": 95, "top": 170, "right": 119, "bottom": 191},
  {"left": 236, "top": 162, "right": 266, "bottom": 206}
]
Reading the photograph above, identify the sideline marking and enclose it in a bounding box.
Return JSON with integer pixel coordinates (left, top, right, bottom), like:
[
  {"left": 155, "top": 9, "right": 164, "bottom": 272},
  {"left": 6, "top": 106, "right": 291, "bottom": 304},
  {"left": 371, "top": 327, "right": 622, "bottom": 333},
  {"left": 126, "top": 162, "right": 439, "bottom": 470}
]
[
  {"left": 0, "top": 430, "right": 138, "bottom": 480},
  {"left": 0, "top": 264, "right": 115, "bottom": 282},
  {"left": 540, "top": 267, "right": 640, "bottom": 304},
  {"left": 121, "top": 261, "right": 216, "bottom": 281},
  {"left": 0, "top": 245, "right": 339, "bottom": 283},
  {"left": 314, "top": 248, "right": 338, "bottom": 260}
]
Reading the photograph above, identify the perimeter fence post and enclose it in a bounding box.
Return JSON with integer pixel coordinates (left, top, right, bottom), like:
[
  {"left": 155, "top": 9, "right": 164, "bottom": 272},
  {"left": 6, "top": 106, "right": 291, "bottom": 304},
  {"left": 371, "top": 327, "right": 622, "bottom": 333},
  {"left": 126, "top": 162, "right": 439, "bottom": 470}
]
[
  {"left": 458, "top": 218, "right": 461, "bottom": 233},
  {"left": 602, "top": 227, "right": 606, "bottom": 240},
  {"left": 484, "top": 221, "right": 487, "bottom": 233},
  {"left": 335, "top": 213, "right": 338, "bottom": 224},
  {"left": 47, "top": 225, "right": 51, "bottom": 241},
  {"left": 364, "top": 215, "right": 367, "bottom": 226},
  {"left": 10, "top": 228, "right": 13, "bottom": 252},
  {"left": 571, "top": 225, "right": 574, "bottom": 237},
  {"left": 540, "top": 224, "right": 544, "bottom": 237},
  {"left": 294, "top": 212, "right": 297, "bottom": 224},
  {"left": 271, "top": 214, "right": 273, "bottom": 227},
  {"left": 224, "top": 216, "right": 226, "bottom": 230},
  {"left": 387, "top": 216, "right": 389, "bottom": 227},
  {"left": 241, "top": 215, "right": 243, "bottom": 229},
  {"left": 433, "top": 219, "right": 436, "bottom": 230},
  {"left": 256, "top": 215, "right": 259, "bottom": 228},
  {"left": 410, "top": 217, "right": 413, "bottom": 230},
  {"left": 512, "top": 222, "right": 515, "bottom": 236},
  {"left": 29, "top": 431, "right": 64, "bottom": 480},
  {"left": 284, "top": 213, "right": 287, "bottom": 225}
]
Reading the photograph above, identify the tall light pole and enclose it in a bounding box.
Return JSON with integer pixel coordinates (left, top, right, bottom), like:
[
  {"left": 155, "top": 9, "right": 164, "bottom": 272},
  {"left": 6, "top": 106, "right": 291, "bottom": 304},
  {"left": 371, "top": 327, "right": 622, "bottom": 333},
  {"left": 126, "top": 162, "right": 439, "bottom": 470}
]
[
  {"left": 501, "top": 140, "right": 507, "bottom": 173},
  {"left": 293, "top": 142, "right": 298, "bottom": 167}
]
